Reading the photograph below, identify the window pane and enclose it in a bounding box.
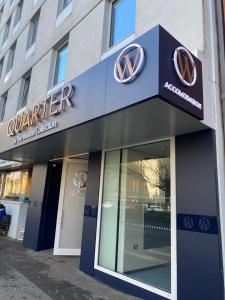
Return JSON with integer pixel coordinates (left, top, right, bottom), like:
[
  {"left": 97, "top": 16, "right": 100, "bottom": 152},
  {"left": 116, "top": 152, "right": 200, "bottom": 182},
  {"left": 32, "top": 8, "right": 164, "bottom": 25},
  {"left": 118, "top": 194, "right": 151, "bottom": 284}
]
[
  {"left": 14, "top": 2, "right": 22, "bottom": 27},
  {"left": 98, "top": 150, "right": 120, "bottom": 271},
  {"left": 0, "top": 6, "right": 4, "bottom": 23},
  {"left": 54, "top": 45, "right": 68, "bottom": 85},
  {"left": 0, "top": 58, "right": 4, "bottom": 78},
  {"left": 98, "top": 141, "right": 171, "bottom": 292},
  {"left": 21, "top": 75, "right": 30, "bottom": 107},
  {"left": 63, "top": 0, "right": 72, "bottom": 9},
  {"left": 7, "top": 44, "right": 16, "bottom": 72},
  {"left": 31, "top": 17, "right": 38, "bottom": 45},
  {"left": 3, "top": 170, "right": 32, "bottom": 200},
  {"left": 3, "top": 18, "right": 11, "bottom": 44},
  {"left": 111, "top": 0, "right": 136, "bottom": 46},
  {"left": 0, "top": 95, "right": 6, "bottom": 122}
]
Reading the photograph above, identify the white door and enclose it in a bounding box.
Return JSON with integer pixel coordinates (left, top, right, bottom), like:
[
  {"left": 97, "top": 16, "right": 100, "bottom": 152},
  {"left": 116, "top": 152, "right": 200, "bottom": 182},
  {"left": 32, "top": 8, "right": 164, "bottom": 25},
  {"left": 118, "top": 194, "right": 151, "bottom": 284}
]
[{"left": 54, "top": 158, "right": 88, "bottom": 255}]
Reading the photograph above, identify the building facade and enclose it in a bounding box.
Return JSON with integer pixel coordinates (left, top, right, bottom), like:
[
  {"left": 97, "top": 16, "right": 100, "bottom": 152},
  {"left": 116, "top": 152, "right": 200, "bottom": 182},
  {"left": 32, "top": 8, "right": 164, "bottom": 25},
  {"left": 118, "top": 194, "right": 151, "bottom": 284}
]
[{"left": 0, "top": 1, "right": 224, "bottom": 300}]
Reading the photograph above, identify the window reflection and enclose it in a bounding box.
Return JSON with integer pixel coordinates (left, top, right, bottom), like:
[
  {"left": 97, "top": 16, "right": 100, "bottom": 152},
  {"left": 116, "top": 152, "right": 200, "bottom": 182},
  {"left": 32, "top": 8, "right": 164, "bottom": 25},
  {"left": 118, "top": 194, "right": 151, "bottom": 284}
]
[
  {"left": 1, "top": 170, "right": 32, "bottom": 200},
  {"left": 110, "top": 0, "right": 136, "bottom": 46},
  {"left": 54, "top": 44, "right": 68, "bottom": 86},
  {"left": 98, "top": 141, "right": 171, "bottom": 292}
]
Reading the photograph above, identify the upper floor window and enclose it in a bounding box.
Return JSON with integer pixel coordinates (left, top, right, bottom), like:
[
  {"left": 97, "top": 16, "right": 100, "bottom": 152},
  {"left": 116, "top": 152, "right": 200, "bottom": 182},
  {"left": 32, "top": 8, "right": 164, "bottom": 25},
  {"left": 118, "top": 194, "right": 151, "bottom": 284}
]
[
  {"left": 54, "top": 43, "right": 68, "bottom": 86},
  {"left": 27, "top": 11, "right": 40, "bottom": 50},
  {"left": 56, "top": 0, "right": 72, "bottom": 27},
  {"left": 58, "top": 0, "right": 72, "bottom": 13},
  {"left": 110, "top": 0, "right": 136, "bottom": 47},
  {"left": 0, "top": 5, "right": 4, "bottom": 23},
  {"left": 18, "top": 71, "right": 31, "bottom": 110},
  {"left": 0, "top": 93, "right": 7, "bottom": 123},
  {"left": 2, "top": 16, "right": 11, "bottom": 46},
  {"left": 33, "top": 0, "right": 38, "bottom": 7},
  {"left": 14, "top": 0, "right": 23, "bottom": 29},
  {"left": 6, "top": 42, "right": 16, "bottom": 73},
  {"left": 0, "top": 57, "right": 4, "bottom": 78},
  {"left": 9, "top": 0, "right": 15, "bottom": 10},
  {"left": 62, "top": 0, "right": 72, "bottom": 9}
]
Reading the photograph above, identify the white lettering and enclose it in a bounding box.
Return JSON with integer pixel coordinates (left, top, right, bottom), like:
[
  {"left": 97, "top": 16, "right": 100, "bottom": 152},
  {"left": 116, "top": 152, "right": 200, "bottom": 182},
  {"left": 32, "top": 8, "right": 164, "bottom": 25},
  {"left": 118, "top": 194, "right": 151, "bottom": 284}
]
[
  {"left": 12, "top": 121, "right": 57, "bottom": 145},
  {"left": 164, "top": 81, "right": 202, "bottom": 110}
]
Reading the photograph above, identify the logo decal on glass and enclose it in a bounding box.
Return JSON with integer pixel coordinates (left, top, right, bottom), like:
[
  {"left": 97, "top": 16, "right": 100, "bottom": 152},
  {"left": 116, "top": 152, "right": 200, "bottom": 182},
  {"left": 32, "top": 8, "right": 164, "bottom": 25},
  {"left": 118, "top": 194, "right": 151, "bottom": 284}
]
[
  {"left": 173, "top": 46, "right": 197, "bottom": 87},
  {"left": 183, "top": 216, "right": 194, "bottom": 230},
  {"left": 73, "top": 171, "right": 88, "bottom": 189},
  {"left": 199, "top": 218, "right": 210, "bottom": 231},
  {"left": 114, "top": 43, "right": 145, "bottom": 84}
]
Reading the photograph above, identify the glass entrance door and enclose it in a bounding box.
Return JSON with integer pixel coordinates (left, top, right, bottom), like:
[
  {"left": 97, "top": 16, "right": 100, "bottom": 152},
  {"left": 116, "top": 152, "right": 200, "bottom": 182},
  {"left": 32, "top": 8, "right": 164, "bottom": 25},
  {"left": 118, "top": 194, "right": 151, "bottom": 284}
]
[
  {"left": 97, "top": 140, "right": 173, "bottom": 295},
  {"left": 54, "top": 158, "right": 88, "bottom": 255}
]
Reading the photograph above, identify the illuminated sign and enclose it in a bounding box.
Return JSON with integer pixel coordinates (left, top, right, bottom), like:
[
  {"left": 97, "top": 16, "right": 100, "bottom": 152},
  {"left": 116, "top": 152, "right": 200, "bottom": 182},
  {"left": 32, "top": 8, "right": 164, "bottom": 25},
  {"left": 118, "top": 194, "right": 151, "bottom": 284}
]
[
  {"left": 114, "top": 43, "right": 145, "bottom": 83},
  {"left": 173, "top": 46, "right": 197, "bottom": 87},
  {"left": 7, "top": 84, "right": 74, "bottom": 138}
]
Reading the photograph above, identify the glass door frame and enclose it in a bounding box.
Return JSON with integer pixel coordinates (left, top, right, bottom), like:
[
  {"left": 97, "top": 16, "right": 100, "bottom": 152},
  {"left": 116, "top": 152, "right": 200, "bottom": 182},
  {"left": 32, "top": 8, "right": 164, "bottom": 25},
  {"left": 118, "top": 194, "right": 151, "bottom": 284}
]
[
  {"left": 54, "top": 158, "right": 88, "bottom": 256},
  {"left": 94, "top": 137, "right": 177, "bottom": 300}
]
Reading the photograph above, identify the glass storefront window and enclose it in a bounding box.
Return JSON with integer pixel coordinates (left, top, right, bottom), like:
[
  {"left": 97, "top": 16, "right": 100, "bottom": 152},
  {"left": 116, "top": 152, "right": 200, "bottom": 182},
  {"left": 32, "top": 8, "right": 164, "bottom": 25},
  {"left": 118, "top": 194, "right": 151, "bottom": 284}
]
[
  {"left": 2, "top": 170, "right": 32, "bottom": 200},
  {"left": 98, "top": 141, "right": 171, "bottom": 292}
]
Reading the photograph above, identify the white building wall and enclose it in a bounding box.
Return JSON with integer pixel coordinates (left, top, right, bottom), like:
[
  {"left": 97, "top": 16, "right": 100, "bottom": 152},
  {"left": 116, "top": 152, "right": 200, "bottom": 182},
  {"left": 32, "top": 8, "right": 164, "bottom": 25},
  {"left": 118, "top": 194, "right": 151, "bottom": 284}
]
[{"left": 0, "top": 0, "right": 213, "bottom": 127}]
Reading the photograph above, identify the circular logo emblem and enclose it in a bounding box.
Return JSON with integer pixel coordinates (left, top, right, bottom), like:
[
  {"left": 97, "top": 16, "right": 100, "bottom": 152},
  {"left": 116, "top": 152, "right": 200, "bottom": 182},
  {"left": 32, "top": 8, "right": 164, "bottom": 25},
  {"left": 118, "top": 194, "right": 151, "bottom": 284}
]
[
  {"left": 199, "top": 218, "right": 210, "bottom": 231},
  {"left": 72, "top": 171, "right": 88, "bottom": 189},
  {"left": 173, "top": 46, "right": 197, "bottom": 87},
  {"left": 114, "top": 43, "right": 145, "bottom": 84},
  {"left": 183, "top": 217, "right": 194, "bottom": 230}
]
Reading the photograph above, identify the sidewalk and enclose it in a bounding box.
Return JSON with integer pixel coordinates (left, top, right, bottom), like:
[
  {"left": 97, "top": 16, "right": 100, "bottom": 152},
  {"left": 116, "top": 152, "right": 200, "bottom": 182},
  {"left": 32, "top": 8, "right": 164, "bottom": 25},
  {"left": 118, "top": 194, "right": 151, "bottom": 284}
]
[{"left": 0, "top": 237, "right": 141, "bottom": 300}]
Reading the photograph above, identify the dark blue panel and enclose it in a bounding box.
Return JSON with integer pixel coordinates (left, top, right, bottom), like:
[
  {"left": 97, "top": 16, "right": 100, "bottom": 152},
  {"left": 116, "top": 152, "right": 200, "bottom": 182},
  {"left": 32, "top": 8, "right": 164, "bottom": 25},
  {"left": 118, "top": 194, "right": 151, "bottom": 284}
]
[
  {"left": 23, "top": 162, "right": 62, "bottom": 251},
  {"left": 84, "top": 205, "right": 98, "bottom": 218},
  {"left": 80, "top": 152, "right": 102, "bottom": 276},
  {"left": 23, "top": 164, "right": 48, "bottom": 251},
  {"left": 38, "top": 161, "right": 62, "bottom": 250},
  {"left": 176, "top": 129, "right": 223, "bottom": 300},
  {"left": 177, "top": 213, "right": 218, "bottom": 235}
]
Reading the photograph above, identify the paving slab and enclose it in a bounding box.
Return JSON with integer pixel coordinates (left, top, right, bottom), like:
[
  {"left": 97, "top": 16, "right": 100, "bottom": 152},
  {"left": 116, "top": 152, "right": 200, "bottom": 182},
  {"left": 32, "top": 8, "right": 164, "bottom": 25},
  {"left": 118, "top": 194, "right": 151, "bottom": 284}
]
[{"left": 0, "top": 237, "right": 141, "bottom": 300}]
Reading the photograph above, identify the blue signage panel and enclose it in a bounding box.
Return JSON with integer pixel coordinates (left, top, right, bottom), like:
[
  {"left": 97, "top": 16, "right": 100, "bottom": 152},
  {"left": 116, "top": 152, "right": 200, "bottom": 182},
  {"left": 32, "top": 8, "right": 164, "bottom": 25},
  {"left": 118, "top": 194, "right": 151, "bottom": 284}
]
[
  {"left": 84, "top": 205, "right": 98, "bottom": 218},
  {"left": 177, "top": 213, "right": 218, "bottom": 235}
]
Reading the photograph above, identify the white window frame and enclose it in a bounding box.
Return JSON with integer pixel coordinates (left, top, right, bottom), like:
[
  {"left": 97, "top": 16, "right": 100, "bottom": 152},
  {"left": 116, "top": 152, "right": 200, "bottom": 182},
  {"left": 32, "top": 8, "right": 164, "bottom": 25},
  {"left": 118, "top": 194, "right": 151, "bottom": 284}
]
[{"left": 94, "top": 137, "right": 177, "bottom": 300}]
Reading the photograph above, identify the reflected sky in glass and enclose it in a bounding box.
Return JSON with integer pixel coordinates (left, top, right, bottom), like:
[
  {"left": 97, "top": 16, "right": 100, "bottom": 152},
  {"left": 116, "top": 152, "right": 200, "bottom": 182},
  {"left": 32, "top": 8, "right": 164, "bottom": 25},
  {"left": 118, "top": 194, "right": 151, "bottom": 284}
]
[
  {"left": 55, "top": 46, "right": 68, "bottom": 85},
  {"left": 111, "top": 0, "right": 136, "bottom": 46}
]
